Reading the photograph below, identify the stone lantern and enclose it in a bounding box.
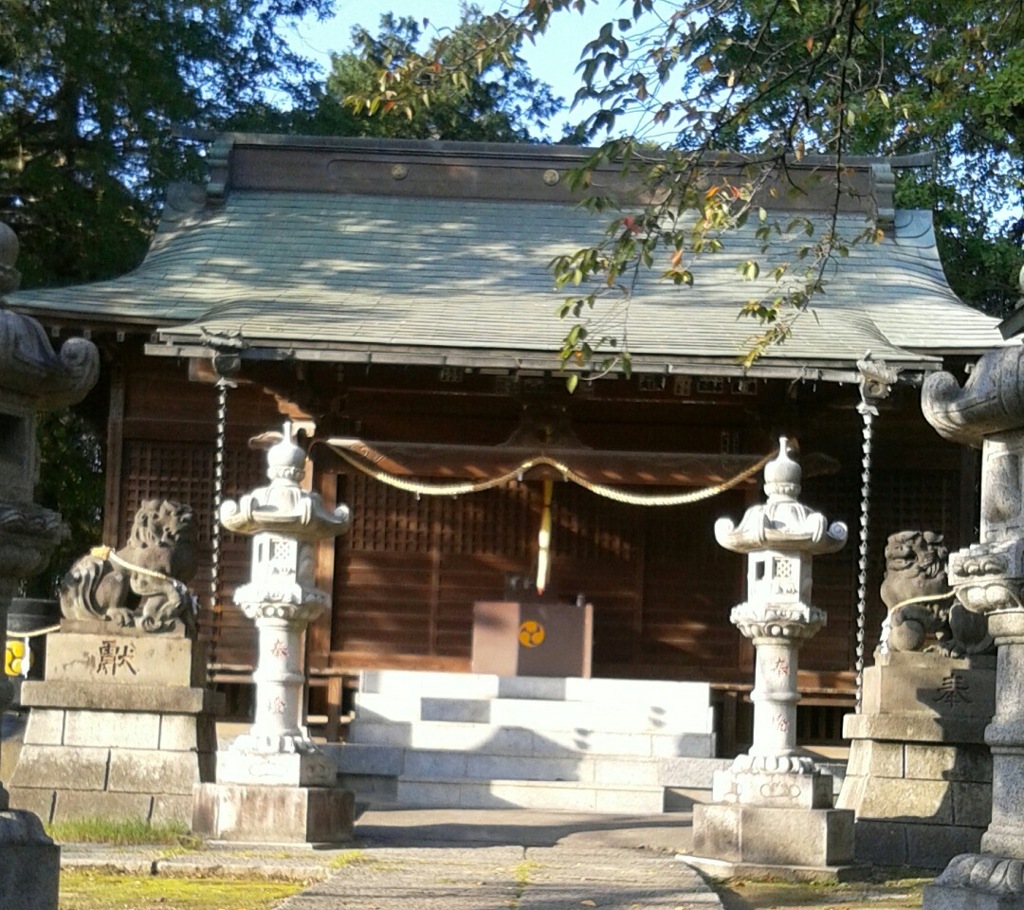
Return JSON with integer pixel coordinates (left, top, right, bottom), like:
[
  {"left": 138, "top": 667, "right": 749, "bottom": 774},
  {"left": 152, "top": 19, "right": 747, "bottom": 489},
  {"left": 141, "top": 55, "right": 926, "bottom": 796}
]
[
  {"left": 921, "top": 343, "right": 1024, "bottom": 910},
  {"left": 193, "top": 422, "right": 355, "bottom": 843},
  {"left": 0, "top": 223, "right": 99, "bottom": 906},
  {"left": 690, "top": 438, "right": 855, "bottom": 873}
]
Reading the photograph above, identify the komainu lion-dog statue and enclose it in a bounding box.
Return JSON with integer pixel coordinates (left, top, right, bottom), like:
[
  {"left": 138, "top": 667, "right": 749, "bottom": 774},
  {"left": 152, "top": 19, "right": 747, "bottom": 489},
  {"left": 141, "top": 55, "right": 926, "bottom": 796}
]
[
  {"left": 881, "top": 529, "right": 992, "bottom": 655},
  {"left": 59, "top": 499, "right": 198, "bottom": 634}
]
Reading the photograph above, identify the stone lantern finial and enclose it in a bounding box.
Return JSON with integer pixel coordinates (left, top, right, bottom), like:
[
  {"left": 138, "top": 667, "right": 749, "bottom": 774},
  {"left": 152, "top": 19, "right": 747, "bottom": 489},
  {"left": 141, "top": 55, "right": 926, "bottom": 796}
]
[
  {"left": 763, "top": 436, "right": 801, "bottom": 499},
  {"left": 266, "top": 421, "right": 306, "bottom": 483}
]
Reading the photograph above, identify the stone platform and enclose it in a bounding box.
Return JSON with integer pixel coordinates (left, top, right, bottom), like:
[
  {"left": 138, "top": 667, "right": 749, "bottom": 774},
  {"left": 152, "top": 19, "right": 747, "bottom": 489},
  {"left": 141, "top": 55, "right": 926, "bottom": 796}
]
[
  {"left": 11, "top": 624, "right": 218, "bottom": 825},
  {"left": 837, "top": 651, "right": 995, "bottom": 868}
]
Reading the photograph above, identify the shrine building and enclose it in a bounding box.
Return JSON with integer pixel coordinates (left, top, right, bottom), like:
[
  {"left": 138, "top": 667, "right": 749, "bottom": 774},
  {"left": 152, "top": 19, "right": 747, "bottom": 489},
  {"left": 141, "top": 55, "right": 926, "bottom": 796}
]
[{"left": 8, "top": 135, "right": 1004, "bottom": 752}]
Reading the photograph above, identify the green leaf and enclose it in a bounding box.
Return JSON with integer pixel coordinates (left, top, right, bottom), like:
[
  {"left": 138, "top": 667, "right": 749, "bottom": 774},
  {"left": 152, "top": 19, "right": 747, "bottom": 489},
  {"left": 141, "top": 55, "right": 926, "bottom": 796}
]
[{"left": 739, "top": 260, "right": 760, "bottom": 280}]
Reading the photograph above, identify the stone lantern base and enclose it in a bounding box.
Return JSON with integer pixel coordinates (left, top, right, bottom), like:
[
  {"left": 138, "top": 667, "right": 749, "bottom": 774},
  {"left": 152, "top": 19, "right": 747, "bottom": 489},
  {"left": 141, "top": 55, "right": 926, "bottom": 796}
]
[
  {"left": 192, "top": 783, "right": 354, "bottom": 844},
  {"left": 688, "top": 759, "right": 856, "bottom": 877},
  {"left": 192, "top": 747, "right": 354, "bottom": 844},
  {"left": 690, "top": 802, "right": 855, "bottom": 874}
]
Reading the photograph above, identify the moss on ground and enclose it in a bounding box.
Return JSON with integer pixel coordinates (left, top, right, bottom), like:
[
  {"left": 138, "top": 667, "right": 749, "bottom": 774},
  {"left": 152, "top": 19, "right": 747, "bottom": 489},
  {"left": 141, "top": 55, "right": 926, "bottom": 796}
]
[{"left": 714, "top": 870, "right": 933, "bottom": 910}]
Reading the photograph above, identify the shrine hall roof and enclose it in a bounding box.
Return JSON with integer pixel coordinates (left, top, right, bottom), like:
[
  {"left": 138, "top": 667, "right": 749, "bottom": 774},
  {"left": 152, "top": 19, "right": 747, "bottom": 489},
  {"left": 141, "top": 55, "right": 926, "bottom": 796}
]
[{"left": 7, "top": 135, "right": 1005, "bottom": 381}]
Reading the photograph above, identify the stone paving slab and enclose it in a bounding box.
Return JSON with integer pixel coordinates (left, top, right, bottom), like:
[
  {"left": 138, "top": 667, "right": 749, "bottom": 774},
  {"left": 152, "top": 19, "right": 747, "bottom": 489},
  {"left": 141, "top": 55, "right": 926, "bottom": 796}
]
[
  {"left": 277, "top": 846, "right": 718, "bottom": 910},
  {"left": 58, "top": 809, "right": 721, "bottom": 910}
]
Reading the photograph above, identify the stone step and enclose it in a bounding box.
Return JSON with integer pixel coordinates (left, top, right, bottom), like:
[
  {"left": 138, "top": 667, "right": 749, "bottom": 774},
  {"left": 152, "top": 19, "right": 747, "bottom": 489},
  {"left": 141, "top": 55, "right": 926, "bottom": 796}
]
[
  {"left": 359, "top": 670, "right": 711, "bottom": 705},
  {"left": 326, "top": 743, "right": 732, "bottom": 789},
  {"left": 354, "top": 692, "right": 715, "bottom": 737},
  {"left": 344, "top": 719, "right": 713, "bottom": 759},
  {"left": 394, "top": 776, "right": 667, "bottom": 813}
]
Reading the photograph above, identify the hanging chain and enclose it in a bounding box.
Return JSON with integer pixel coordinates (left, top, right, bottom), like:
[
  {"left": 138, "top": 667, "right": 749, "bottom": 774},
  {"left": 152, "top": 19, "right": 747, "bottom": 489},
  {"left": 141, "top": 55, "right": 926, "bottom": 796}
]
[
  {"left": 855, "top": 402, "right": 873, "bottom": 712},
  {"left": 210, "top": 376, "right": 230, "bottom": 615},
  {"left": 202, "top": 334, "right": 244, "bottom": 624},
  {"left": 854, "top": 353, "right": 898, "bottom": 712}
]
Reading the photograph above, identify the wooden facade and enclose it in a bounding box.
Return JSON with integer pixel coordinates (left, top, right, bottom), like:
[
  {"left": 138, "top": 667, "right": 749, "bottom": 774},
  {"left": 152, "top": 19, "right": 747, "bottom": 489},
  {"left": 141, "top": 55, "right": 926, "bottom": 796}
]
[{"left": 101, "top": 346, "right": 976, "bottom": 707}]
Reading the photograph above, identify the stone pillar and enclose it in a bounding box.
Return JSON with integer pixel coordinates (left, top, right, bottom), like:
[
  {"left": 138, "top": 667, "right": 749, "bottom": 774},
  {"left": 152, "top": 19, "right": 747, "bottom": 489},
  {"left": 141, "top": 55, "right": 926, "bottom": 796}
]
[
  {"left": 921, "top": 344, "right": 1024, "bottom": 909},
  {"left": 0, "top": 223, "right": 99, "bottom": 906},
  {"left": 690, "top": 439, "right": 855, "bottom": 875},
  {"left": 193, "top": 422, "right": 355, "bottom": 843}
]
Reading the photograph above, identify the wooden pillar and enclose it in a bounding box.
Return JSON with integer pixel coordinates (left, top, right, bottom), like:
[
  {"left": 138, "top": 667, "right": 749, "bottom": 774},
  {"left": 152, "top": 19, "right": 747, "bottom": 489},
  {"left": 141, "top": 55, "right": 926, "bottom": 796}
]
[{"left": 102, "top": 362, "right": 126, "bottom": 546}]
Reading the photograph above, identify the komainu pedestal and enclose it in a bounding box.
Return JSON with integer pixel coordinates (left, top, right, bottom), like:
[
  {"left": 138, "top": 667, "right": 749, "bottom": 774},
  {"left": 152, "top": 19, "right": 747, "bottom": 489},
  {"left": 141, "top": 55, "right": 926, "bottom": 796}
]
[
  {"left": 838, "top": 530, "right": 996, "bottom": 868},
  {"left": 11, "top": 499, "right": 218, "bottom": 826},
  {"left": 838, "top": 652, "right": 994, "bottom": 867},
  {"left": 12, "top": 624, "right": 218, "bottom": 826}
]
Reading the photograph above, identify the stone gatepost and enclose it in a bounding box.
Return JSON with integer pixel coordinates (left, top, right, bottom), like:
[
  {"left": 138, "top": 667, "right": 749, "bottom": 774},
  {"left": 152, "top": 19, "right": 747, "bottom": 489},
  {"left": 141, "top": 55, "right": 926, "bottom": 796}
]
[
  {"left": 0, "top": 222, "right": 99, "bottom": 907},
  {"left": 690, "top": 439, "right": 856, "bottom": 874},
  {"left": 921, "top": 344, "right": 1024, "bottom": 910},
  {"left": 193, "top": 422, "right": 355, "bottom": 843}
]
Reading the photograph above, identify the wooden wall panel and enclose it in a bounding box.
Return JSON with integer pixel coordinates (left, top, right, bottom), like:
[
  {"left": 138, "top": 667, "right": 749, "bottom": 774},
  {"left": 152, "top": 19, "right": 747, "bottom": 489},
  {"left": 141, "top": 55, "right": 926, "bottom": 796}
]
[{"left": 436, "top": 553, "right": 518, "bottom": 657}]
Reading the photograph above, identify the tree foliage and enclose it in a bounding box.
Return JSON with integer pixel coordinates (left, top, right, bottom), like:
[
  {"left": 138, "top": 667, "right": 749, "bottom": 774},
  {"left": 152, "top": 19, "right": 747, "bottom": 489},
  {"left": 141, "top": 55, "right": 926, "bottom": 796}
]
[
  {"left": 0, "top": 0, "right": 332, "bottom": 289},
  {"left": 24, "top": 409, "right": 105, "bottom": 598},
  {"left": 352, "top": 0, "right": 1024, "bottom": 371},
  {"left": 334, "top": 8, "right": 563, "bottom": 141}
]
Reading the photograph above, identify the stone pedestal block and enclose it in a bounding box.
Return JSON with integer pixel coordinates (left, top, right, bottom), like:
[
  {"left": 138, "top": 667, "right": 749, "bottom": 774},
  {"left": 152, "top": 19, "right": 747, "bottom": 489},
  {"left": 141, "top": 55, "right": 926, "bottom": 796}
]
[
  {"left": 45, "top": 626, "right": 205, "bottom": 686},
  {"left": 10, "top": 629, "right": 218, "bottom": 826},
  {"left": 837, "top": 653, "right": 995, "bottom": 868},
  {"left": 192, "top": 783, "right": 354, "bottom": 844},
  {"left": 861, "top": 652, "right": 995, "bottom": 720},
  {"left": 215, "top": 748, "right": 336, "bottom": 787},
  {"left": 692, "top": 802, "right": 855, "bottom": 868}
]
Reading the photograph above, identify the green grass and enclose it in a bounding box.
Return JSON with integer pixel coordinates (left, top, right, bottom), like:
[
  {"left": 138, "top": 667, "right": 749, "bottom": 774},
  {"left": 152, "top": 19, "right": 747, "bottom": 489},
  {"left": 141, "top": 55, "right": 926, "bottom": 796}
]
[
  {"left": 327, "top": 849, "right": 369, "bottom": 869},
  {"left": 45, "top": 818, "right": 201, "bottom": 848},
  {"left": 59, "top": 870, "right": 302, "bottom": 910}
]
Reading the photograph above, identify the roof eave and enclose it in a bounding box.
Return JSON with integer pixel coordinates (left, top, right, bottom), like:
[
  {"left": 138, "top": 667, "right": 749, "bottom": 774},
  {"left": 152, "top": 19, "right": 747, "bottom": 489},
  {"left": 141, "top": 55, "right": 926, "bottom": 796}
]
[{"left": 144, "top": 337, "right": 940, "bottom": 384}]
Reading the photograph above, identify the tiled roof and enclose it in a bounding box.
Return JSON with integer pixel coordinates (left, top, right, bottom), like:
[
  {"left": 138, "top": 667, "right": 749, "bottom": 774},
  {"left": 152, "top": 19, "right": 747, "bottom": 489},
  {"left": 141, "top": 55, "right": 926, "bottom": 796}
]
[{"left": 8, "top": 180, "right": 1004, "bottom": 378}]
